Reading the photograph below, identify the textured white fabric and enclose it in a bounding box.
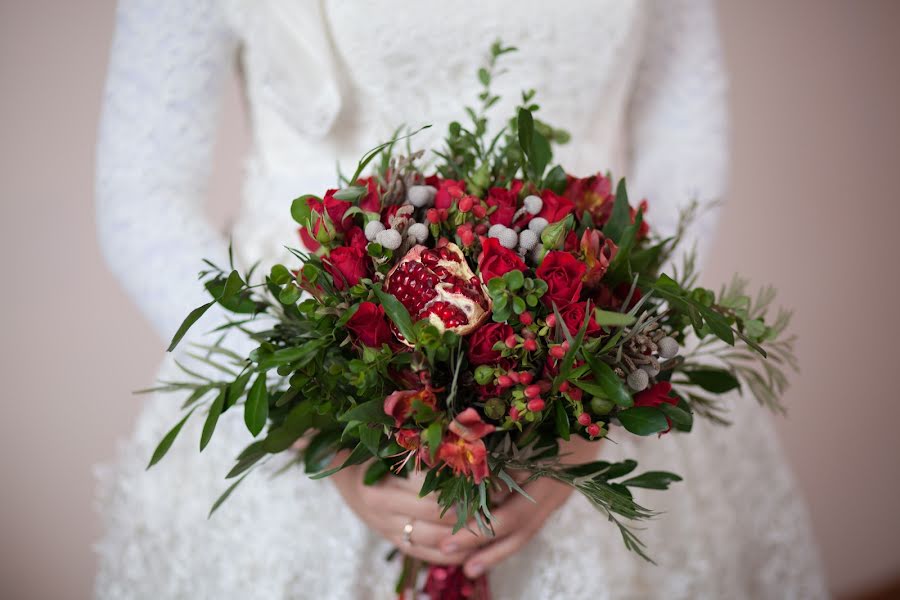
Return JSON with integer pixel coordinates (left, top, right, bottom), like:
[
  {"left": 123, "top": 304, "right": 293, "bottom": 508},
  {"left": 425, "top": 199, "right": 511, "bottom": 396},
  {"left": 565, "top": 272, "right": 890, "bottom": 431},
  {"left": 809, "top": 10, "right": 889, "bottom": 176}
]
[{"left": 95, "top": 0, "right": 828, "bottom": 598}]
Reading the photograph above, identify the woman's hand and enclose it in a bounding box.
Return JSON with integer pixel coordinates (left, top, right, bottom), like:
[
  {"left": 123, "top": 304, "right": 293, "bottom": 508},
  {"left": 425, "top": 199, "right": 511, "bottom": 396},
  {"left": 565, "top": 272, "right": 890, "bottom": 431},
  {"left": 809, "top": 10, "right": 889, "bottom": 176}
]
[
  {"left": 437, "top": 435, "right": 601, "bottom": 578},
  {"left": 331, "top": 462, "right": 471, "bottom": 565}
]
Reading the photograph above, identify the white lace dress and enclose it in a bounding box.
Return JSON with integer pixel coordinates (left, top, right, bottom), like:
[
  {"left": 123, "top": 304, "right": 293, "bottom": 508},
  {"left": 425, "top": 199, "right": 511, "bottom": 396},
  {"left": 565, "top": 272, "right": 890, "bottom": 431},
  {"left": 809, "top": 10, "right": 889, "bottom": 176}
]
[{"left": 94, "top": 1, "right": 828, "bottom": 598}]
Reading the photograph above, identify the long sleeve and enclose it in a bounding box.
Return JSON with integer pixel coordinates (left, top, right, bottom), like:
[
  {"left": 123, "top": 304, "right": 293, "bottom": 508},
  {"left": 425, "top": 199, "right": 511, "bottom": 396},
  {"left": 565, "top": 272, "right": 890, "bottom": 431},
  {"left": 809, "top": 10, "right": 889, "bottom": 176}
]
[
  {"left": 96, "top": 0, "right": 238, "bottom": 342},
  {"left": 626, "top": 0, "right": 729, "bottom": 267}
]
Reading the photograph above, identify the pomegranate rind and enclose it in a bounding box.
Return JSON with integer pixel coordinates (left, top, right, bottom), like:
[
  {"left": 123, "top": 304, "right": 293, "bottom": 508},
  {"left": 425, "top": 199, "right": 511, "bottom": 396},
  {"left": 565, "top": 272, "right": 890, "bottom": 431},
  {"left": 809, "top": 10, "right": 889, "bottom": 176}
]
[{"left": 385, "top": 243, "right": 492, "bottom": 343}]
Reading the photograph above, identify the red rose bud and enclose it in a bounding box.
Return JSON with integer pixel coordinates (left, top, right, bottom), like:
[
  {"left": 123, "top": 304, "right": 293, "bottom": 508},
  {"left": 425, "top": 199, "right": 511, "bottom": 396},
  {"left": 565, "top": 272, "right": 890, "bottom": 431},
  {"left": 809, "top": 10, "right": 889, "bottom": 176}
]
[
  {"left": 518, "top": 371, "right": 533, "bottom": 385},
  {"left": 473, "top": 203, "right": 487, "bottom": 219},
  {"left": 458, "top": 195, "right": 474, "bottom": 213},
  {"left": 509, "top": 406, "right": 521, "bottom": 421},
  {"left": 549, "top": 345, "right": 566, "bottom": 359},
  {"left": 504, "top": 334, "right": 518, "bottom": 349},
  {"left": 524, "top": 384, "right": 541, "bottom": 398},
  {"left": 439, "top": 208, "right": 449, "bottom": 222},
  {"left": 527, "top": 398, "right": 546, "bottom": 412},
  {"left": 460, "top": 228, "right": 475, "bottom": 247},
  {"left": 587, "top": 423, "right": 601, "bottom": 437},
  {"left": 523, "top": 338, "right": 538, "bottom": 352},
  {"left": 519, "top": 311, "right": 533, "bottom": 325},
  {"left": 577, "top": 412, "right": 591, "bottom": 426},
  {"left": 426, "top": 208, "right": 441, "bottom": 224},
  {"left": 474, "top": 223, "right": 489, "bottom": 235}
]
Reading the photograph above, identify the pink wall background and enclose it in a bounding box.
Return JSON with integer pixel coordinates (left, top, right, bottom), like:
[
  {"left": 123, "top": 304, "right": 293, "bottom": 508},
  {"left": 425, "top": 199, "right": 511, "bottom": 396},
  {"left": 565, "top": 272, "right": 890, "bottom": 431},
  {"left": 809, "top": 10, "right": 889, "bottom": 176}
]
[{"left": 1, "top": 1, "right": 898, "bottom": 598}]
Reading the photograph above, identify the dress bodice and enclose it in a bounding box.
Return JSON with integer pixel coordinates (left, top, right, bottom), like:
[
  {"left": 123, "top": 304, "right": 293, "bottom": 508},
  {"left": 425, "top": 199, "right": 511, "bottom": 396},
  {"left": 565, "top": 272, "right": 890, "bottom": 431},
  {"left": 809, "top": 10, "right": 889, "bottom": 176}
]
[{"left": 227, "top": 0, "right": 646, "bottom": 269}]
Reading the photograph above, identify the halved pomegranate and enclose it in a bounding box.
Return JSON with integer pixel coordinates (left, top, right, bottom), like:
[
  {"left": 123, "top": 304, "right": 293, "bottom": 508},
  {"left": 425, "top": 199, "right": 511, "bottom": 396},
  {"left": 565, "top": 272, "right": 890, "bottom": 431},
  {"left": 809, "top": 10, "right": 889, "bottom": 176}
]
[{"left": 386, "top": 243, "right": 491, "bottom": 339}]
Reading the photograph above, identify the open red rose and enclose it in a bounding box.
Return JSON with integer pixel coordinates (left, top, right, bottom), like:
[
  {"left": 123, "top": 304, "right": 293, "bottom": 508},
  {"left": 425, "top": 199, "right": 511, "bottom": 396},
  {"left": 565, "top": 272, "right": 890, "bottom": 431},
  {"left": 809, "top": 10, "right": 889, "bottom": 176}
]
[
  {"left": 323, "top": 246, "right": 371, "bottom": 290},
  {"left": 432, "top": 178, "right": 466, "bottom": 209},
  {"left": 478, "top": 237, "right": 526, "bottom": 283},
  {"left": 538, "top": 189, "right": 575, "bottom": 223},
  {"left": 486, "top": 184, "right": 520, "bottom": 227},
  {"left": 356, "top": 176, "right": 382, "bottom": 213},
  {"left": 467, "top": 322, "right": 514, "bottom": 365},
  {"left": 346, "top": 301, "right": 392, "bottom": 347},
  {"left": 319, "top": 191, "right": 353, "bottom": 232},
  {"left": 344, "top": 226, "right": 368, "bottom": 252},
  {"left": 559, "top": 301, "right": 602, "bottom": 337},
  {"left": 536, "top": 250, "right": 586, "bottom": 308}
]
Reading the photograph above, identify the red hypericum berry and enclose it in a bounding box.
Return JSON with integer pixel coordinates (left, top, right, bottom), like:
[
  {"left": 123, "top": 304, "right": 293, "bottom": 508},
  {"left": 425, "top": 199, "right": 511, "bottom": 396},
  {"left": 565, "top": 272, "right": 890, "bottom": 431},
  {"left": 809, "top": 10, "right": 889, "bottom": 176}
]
[
  {"left": 474, "top": 223, "right": 488, "bottom": 235},
  {"left": 523, "top": 339, "right": 538, "bottom": 352},
  {"left": 524, "top": 384, "right": 541, "bottom": 398},
  {"left": 538, "top": 379, "right": 552, "bottom": 393},
  {"left": 497, "top": 375, "right": 513, "bottom": 387},
  {"left": 577, "top": 412, "right": 591, "bottom": 426},
  {"left": 561, "top": 340, "right": 570, "bottom": 352},
  {"left": 505, "top": 334, "right": 517, "bottom": 349},
  {"left": 519, "top": 312, "right": 533, "bottom": 325},
  {"left": 509, "top": 406, "right": 521, "bottom": 421},
  {"left": 546, "top": 314, "right": 557, "bottom": 328},
  {"left": 426, "top": 208, "right": 440, "bottom": 224},
  {"left": 458, "top": 195, "right": 474, "bottom": 213},
  {"left": 522, "top": 329, "right": 536, "bottom": 340},
  {"left": 568, "top": 387, "right": 583, "bottom": 402},
  {"left": 550, "top": 345, "right": 566, "bottom": 359},
  {"left": 518, "top": 371, "right": 533, "bottom": 385},
  {"left": 527, "top": 398, "right": 546, "bottom": 412},
  {"left": 587, "top": 423, "right": 601, "bottom": 437},
  {"left": 473, "top": 203, "right": 487, "bottom": 219},
  {"left": 508, "top": 371, "right": 520, "bottom": 383},
  {"left": 559, "top": 381, "right": 570, "bottom": 393}
]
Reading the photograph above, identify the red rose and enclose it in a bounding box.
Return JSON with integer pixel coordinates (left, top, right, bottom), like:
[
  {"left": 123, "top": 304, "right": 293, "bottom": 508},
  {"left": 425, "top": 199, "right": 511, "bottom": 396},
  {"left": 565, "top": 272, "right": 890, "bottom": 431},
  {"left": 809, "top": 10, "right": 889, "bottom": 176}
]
[
  {"left": 485, "top": 183, "right": 521, "bottom": 227},
  {"left": 559, "top": 301, "right": 602, "bottom": 337},
  {"left": 323, "top": 246, "right": 371, "bottom": 290},
  {"left": 468, "top": 323, "right": 514, "bottom": 365},
  {"left": 346, "top": 301, "right": 392, "bottom": 347},
  {"left": 356, "top": 177, "right": 382, "bottom": 213},
  {"left": 538, "top": 189, "right": 575, "bottom": 223},
  {"left": 536, "top": 251, "right": 586, "bottom": 308},
  {"left": 592, "top": 282, "right": 641, "bottom": 311},
  {"left": 433, "top": 178, "right": 466, "bottom": 209},
  {"left": 320, "top": 191, "right": 353, "bottom": 232},
  {"left": 344, "top": 226, "right": 368, "bottom": 252},
  {"left": 478, "top": 237, "right": 526, "bottom": 283}
]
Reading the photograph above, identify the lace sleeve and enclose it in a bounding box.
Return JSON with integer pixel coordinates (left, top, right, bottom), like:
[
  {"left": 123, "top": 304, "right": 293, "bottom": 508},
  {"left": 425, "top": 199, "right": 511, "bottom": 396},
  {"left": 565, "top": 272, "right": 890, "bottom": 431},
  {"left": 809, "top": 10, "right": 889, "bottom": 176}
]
[
  {"left": 626, "top": 0, "right": 729, "bottom": 267},
  {"left": 96, "top": 0, "right": 238, "bottom": 342}
]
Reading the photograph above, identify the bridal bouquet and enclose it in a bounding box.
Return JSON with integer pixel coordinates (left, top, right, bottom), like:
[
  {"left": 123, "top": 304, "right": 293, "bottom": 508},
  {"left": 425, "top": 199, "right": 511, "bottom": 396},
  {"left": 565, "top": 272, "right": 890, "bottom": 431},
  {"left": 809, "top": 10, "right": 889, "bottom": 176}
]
[{"left": 149, "top": 43, "right": 795, "bottom": 599}]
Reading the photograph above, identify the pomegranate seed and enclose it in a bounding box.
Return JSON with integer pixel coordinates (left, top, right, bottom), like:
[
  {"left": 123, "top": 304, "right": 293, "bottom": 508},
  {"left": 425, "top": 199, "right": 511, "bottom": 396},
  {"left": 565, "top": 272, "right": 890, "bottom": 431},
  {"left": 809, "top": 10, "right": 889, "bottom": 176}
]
[
  {"left": 577, "top": 413, "right": 591, "bottom": 426},
  {"left": 527, "top": 398, "right": 545, "bottom": 412}
]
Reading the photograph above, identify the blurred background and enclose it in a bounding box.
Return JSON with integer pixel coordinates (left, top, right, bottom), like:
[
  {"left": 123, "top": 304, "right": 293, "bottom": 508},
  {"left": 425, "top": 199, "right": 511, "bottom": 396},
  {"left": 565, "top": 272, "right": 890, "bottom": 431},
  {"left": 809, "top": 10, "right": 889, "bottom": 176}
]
[{"left": 1, "top": 1, "right": 898, "bottom": 598}]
